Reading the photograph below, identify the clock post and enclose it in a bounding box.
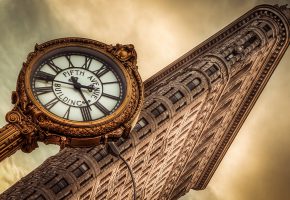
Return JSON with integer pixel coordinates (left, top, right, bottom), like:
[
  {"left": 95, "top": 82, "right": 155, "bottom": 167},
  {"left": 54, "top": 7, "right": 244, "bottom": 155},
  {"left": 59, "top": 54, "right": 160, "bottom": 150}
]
[{"left": 0, "top": 38, "right": 144, "bottom": 162}]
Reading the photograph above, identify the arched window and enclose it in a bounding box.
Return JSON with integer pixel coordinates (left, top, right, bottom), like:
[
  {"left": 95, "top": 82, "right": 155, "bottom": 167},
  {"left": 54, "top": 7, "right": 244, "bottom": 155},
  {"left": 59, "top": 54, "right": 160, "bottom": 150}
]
[
  {"left": 259, "top": 22, "right": 273, "bottom": 38},
  {"left": 205, "top": 64, "right": 219, "bottom": 76},
  {"left": 51, "top": 178, "right": 68, "bottom": 194},
  {"left": 151, "top": 104, "right": 166, "bottom": 117},
  {"left": 186, "top": 78, "right": 201, "bottom": 90},
  {"left": 93, "top": 149, "right": 108, "bottom": 162},
  {"left": 169, "top": 91, "right": 184, "bottom": 104},
  {"left": 243, "top": 35, "right": 258, "bottom": 48},
  {"left": 262, "top": 24, "right": 271, "bottom": 32},
  {"left": 72, "top": 163, "right": 89, "bottom": 178},
  {"left": 134, "top": 118, "right": 148, "bottom": 131}
]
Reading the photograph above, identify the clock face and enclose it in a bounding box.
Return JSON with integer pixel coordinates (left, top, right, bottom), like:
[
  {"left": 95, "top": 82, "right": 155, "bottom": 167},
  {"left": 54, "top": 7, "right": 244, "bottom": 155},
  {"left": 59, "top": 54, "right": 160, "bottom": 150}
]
[{"left": 30, "top": 48, "right": 126, "bottom": 122}]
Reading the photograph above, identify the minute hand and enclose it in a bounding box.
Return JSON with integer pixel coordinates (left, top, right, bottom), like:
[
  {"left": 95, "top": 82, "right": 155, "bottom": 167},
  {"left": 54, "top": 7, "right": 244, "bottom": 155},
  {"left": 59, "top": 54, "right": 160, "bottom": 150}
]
[
  {"left": 70, "top": 76, "right": 92, "bottom": 110},
  {"left": 54, "top": 80, "right": 94, "bottom": 90},
  {"left": 78, "top": 88, "right": 92, "bottom": 110}
]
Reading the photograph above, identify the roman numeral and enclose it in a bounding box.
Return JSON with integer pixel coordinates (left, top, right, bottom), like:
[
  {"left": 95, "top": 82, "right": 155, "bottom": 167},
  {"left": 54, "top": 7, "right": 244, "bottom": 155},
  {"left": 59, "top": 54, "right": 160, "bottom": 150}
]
[
  {"left": 102, "top": 93, "right": 120, "bottom": 101},
  {"left": 34, "top": 86, "right": 53, "bottom": 95},
  {"left": 82, "top": 57, "right": 92, "bottom": 69},
  {"left": 65, "top": 55, "right": 75, "bottom": 68},
  {"left": 44, "top": 97, "right": 59, "bottom": 110},
  {"left": 63, "top": 106, "right": 71, "bottom": 119},
  {"left": 34, "top": 71, "right": 55, "bottom": 81},
  {"left": 93, "top": 65, "right": 110, "bottom": 77},
  {"left": 80, "top": 107, "right": 92, "bottom": 121},
  {"left": 47, "top": 60, "right": 62, "bottom": 73},
  {"left": 93, "top": 102, "right": 110, "bottom": 115}
]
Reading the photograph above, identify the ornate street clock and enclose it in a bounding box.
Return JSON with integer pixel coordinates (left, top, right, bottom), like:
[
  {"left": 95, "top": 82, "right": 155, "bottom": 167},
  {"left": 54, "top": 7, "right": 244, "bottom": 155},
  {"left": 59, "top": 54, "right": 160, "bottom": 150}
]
[{"left": 0, "top": 38, "right": 143, "bottom": 161}]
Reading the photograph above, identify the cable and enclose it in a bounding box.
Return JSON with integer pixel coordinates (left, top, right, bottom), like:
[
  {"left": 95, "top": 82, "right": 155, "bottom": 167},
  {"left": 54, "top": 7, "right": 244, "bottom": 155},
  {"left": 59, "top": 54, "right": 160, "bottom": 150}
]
[
  {"left": 119, "top": 154, "right": 137, "bottom": 199},
  {"left": 108, "top": 141, "right": 137, "bottom": 200}
]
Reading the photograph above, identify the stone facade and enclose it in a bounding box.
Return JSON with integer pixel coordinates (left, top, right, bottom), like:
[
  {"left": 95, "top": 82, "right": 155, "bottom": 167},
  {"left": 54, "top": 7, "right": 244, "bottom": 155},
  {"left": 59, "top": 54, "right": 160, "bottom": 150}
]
[{"left": 0, "top": 4, "right": 289, "bottom": 200}]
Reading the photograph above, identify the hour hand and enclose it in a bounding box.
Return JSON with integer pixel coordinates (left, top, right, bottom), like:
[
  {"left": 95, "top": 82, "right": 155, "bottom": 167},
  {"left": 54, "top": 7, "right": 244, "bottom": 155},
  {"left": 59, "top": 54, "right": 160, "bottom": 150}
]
[
  {"left": 69, "top": 77, "right": 94, "bottom": 91},
  {"left": 69, "top": 76, "right": 81, "bottom": 89},
  {"left": 79, "top": 84, "right": 95, "bottom": 91},
  {"left": 69, "top": 76, "right": 78, "bottom": 85}
]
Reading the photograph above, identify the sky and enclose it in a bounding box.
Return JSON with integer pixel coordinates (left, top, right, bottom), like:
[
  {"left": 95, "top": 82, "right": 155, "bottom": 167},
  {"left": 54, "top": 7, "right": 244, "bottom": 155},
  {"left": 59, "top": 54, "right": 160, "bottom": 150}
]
[{"left": 0, "top": 0, "right": 289, "bottom": 199}]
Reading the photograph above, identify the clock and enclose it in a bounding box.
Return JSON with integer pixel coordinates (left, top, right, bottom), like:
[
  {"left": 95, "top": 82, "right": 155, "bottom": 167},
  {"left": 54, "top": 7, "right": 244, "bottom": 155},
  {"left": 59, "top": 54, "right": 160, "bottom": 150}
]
[
  {"left": 0, "top": 38, "right": 143, "bottom": 161},
  {"left": 30, "top": 47, "right": 126, "bottom": 123}
]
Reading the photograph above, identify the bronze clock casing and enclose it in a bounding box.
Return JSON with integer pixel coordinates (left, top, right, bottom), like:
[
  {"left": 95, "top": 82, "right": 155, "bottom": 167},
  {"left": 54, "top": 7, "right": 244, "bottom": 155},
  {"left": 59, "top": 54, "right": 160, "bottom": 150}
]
[{"left": 1, "top": 38, "right": 143, "bottom": 156}]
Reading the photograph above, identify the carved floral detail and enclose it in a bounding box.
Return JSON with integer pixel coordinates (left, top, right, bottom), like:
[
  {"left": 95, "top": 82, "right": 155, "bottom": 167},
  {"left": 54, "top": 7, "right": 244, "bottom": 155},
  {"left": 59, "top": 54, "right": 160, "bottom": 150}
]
[
  {"left": 5, "top": 111, "right": 22, "bottom": 123},
  {"left": 3, "top": 108, "right": 39, "bottom": 154}
]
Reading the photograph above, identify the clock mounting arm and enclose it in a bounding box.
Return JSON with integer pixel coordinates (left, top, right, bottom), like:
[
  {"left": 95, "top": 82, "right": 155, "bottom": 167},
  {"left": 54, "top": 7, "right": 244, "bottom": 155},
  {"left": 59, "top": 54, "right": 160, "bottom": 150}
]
[{"left": 0, "top": 92, "right": 39, "bottom": 162}]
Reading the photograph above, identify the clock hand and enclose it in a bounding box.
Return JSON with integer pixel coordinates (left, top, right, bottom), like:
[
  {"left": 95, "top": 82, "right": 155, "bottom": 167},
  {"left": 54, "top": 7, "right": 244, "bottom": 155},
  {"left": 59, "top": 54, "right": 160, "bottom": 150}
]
[
  {"left": 66, "top": 78, "right": 96, "bottom": 91},
  {"left": 54, "top": 81, "right": 94, "bottom": 92},
  {"left": 54, "top": 80, "right": 75, "bottom": 86},
  {"left": 54, "top": 80, "right": 94, "bottom": 91},
  {"left": 78, "top": 88, "right": 92, "bottom": 110},
  {"left": 70, "top": 76, "right": 92, "bottom": 110},
  {"left": 77, "top": 83, "right": 95, "bottom": 91}
]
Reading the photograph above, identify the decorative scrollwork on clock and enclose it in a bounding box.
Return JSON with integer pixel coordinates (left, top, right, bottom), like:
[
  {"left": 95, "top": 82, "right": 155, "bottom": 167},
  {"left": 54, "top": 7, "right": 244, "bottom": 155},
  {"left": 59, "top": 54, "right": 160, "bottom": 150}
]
[{"left": 13, "top": 37, "right": 144, "bottom": 147}]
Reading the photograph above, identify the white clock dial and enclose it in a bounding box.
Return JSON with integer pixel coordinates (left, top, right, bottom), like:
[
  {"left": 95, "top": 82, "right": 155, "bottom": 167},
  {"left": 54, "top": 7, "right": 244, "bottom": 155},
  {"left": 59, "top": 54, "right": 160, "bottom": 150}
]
[{"left": 31, "top": 52, "right": 125, "bottom": 122}]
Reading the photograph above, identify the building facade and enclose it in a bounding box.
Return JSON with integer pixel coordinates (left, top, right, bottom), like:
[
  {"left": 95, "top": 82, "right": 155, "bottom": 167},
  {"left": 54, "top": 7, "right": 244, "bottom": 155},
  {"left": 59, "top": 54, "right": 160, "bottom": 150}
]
[{"left": 1, "top": 4, "right": 289, "bottom": 200}]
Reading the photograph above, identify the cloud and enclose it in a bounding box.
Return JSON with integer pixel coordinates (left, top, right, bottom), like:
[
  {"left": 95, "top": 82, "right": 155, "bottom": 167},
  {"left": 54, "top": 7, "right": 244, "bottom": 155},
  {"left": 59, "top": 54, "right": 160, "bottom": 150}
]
[
  {"left": 179, "top": 186, "right": 220, "bottom": 200},
  {"left": 46, "top": 0, "right": 191, "bottom": 80},
  {"left": 0, "top": 0, "right": 63, "bottom": 192},
  {"left": 0, "top": 0, "right": 79, "bottom": 124}
]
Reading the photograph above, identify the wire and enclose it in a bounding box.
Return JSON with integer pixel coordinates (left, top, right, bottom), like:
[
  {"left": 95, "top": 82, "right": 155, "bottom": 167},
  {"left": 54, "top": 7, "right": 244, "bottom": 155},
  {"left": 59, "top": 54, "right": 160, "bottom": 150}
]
[
  {"left": 108, "top": 141, "right": 137, "bottom": 200},
  {"left": 119, "top": 154, "right": 137, "bottom": 200}
]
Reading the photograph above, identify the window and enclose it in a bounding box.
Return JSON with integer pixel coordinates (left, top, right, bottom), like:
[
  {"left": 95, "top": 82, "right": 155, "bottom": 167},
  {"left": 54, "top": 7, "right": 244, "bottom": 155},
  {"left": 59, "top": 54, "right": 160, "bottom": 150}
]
[
  {"left": 262, "top": 24, "right": 273, "bottom": 38},
  {"left": 169, "top": 91, "right": 184, "bottom": 104},
  {"left": 186, "top": 78, "right": 201, "bottom": 90},
  {"left": 35, "top": 195, "right": 46, "bottom": 200},
  {"left": 205, "top": 64, "right": 219, "bottom": 76},
  {"left": 262, "top": 24, "right": 271, "bottom": 32},
  {"left": 51, "top": 178, "right": 68, "bottom": 194},
  {"left": 225, "top": 50, "right": 238, "bottom": 61},
  {"left": 138, "top": 129, "right": 151, "bottom": 140},
  {"left": 243, "top": 35, "right": 258, "bottom": 48},
  {"left": 93, "top": 149, "right": 108, "bottom": 162},
  {"left": 151, "top": 104, "right": 166, "bottom": 117},
  {"left": 72, "top": 163, "right": 89, "bottom": 178},
  {"left": 134, "top": 118, "right": 148, "bottom": 131}
]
